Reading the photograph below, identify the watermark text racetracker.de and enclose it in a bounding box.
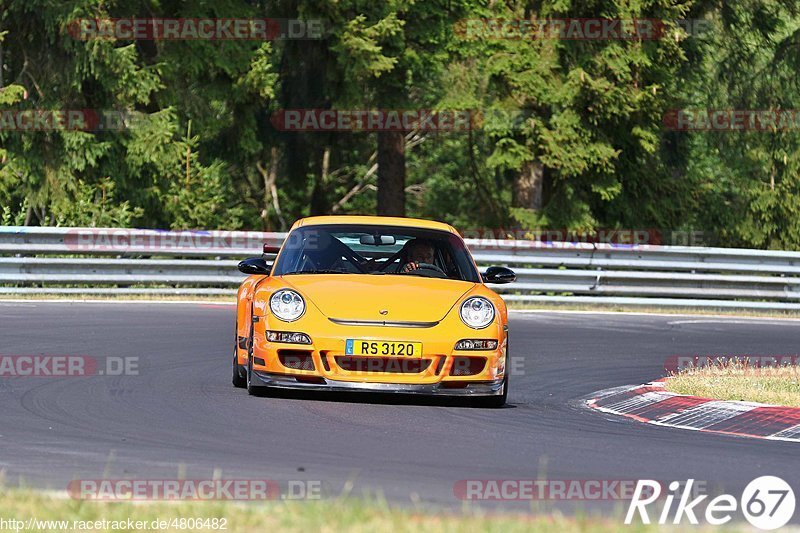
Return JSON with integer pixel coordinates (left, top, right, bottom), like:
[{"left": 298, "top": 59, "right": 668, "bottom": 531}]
[
  {"left": 67, "top": 479, "right": 324, "bottom": 501},
  {"left": 67, "top": 18, "right": 325, "bottom": 41},
  {"left": 454, "top": 18, "right": 713, "bottom": 41},
  {"left": 453, "top": 479, "right": 702, "bottom": 501},
  {"left": 63, "top": 228, "right": 281, "bottom": 253},
  {"left": 664, "top": 109, "right": 800, "bottom": 131},
  {"left": 0, "top": 109, "right": 134, "bottom": 132},
  {"left": 459, "top": 228, "right": 711, "bottom": 248},
  {"left": 0, "top": 355, "right": 138, "bottom": 377},
  {"left": 0, "top": 517, "right": 228, "bottom": 531},
  {"left": 269, "top": 108, "right": 559, "bottom": 133},
  {"left": 271, "top": 108, "right": 481, "bottom": 132}
]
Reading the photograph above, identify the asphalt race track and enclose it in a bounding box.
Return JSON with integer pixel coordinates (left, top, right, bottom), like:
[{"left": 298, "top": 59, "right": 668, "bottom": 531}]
[{"left": 1, "top": 302, "right": 798, "bottom": 519}]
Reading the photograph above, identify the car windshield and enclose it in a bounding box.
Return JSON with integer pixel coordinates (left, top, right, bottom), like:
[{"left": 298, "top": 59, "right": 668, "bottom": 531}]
[{"left": 273, "top": 224, "right": 480, "bottom": 282}]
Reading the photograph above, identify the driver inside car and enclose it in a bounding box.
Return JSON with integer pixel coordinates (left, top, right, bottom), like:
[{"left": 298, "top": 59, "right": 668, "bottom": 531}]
[{"left": 400, "top": 239, "right": 439, "bottom": 273}]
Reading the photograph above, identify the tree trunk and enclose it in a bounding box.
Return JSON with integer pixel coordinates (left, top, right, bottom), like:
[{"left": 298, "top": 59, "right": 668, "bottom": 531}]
[
  {"left": 513, "top": 160, "right": 544, "bottom": 211},
  {"left": 377, "top": 130, "right": 406, "bottom": 216},
  {"left": 277, "top": 38, "right": 328, "bottom": 213},
  {"left": 257, "top": 147, "right": 286, "bottom": 230},
  {"left": 309, "top": 146, "right": 331, "bottom": 215}
]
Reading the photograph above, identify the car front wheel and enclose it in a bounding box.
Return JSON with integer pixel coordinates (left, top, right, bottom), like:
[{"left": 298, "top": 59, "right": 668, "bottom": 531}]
[
  {"left": 232, "top": 347, "right": 246, "bottom": 388},
  {"left": 471, "top": 373, "right": 508, "bottom": 408},
  {"left": 232, "top": 323, "right": 246, "bottom": 388}
]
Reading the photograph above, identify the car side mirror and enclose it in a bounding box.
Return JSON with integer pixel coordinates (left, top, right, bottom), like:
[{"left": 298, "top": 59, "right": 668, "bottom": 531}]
[
  {"left": 482, "top": 266, "right": 516, "bottom": 284},
  {"left": 238, "top": 257, "right": 271, "bottom": 276}
]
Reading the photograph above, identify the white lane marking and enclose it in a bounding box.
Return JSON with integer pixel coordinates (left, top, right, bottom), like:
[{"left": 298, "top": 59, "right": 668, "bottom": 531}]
[
  {"left": 587, "top": 383, "right": 800, "bottom": 442},
  {"left": 771, "top": 423, "right": 800, "bottom": 440},
  {"left": 511, "top": 309, "right": 800, "bottom": 322},
  {"left": 657, "top": 401, "right": 758, "bottom": 429},
  {"left": 667, "top": 319, "right": 800, "bottom": 326},
  {"left": 0, "top": 299, "right": 236, "bottom": 306},
  {"left": 599, "top": 390, "right": 677, "bottom": 415}
]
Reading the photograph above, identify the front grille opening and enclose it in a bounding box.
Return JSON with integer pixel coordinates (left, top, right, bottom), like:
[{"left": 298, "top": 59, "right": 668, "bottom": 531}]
[
  {"left": 319, "top": 351, "right": 331, "bottom": 372},
  {"left": 449, "top": 357, "right": 487, "bottom": 376},
  {"left": 278, "top": 350, "right": 315, "bottom": 371},
  {"left": 434, "top": 356, "right": 447, "bottom": 375},
  {"left": 295, "top": 376, "right": 326, "bottom": 384},
  {"left": 335, "top": 356, "right": 431, "bottom": 374}
]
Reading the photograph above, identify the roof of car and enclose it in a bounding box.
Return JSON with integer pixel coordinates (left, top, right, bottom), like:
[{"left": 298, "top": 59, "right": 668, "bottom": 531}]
[{"left": 291, "top": 215, "right": 458, "bottom": 234}]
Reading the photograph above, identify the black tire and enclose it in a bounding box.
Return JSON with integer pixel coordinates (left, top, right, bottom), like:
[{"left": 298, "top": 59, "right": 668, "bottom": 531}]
[
  {"left": 471, "top": 373, "right": 508, "bottom": 408},
  {"left": 232, "top": 346, "right": 246, "bottom": 388},
  {"left": 232, "top": 322, "right": 246, "bottom": 388},
  {"left": 244, "top": 314, "right": 261, "bottom": 395},
  {"left": 246, "top": 351, "right": 260, "bottom": 396},
  {"left": 471, "top": 333, "right": 510, "bottom": 408}
]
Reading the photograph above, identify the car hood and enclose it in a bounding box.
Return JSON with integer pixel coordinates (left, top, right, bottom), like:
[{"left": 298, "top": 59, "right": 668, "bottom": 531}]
[{"left": 281, "top": 274, "right": 476, "bottom": 323}]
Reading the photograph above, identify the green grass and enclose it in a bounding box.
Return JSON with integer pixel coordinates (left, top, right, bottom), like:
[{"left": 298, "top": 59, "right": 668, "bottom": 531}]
[
  {"left": 666, "top": 361, "right": 800, "bottom": 407},
  {"left": 0, "top": 488, "right": 681, "bottom": 533}
]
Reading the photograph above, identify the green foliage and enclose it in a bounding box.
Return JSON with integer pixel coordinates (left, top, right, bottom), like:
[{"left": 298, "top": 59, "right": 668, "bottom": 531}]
[
  {"left": 51, "top": 178, "right": 142, "bottom": 227},
  {"left": 334, "top": 14, "right": 403, "bottom": 80},
  {"left": 0, "top": 0, "right": 799, "bottom": 249},
  {"left": 673, "top": 0, "right": 800, "bottom": 249}
]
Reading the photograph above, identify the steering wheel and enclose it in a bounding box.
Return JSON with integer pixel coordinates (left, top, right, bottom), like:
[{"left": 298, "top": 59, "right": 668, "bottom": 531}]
[{"left": 402, "top": 262, "right": 447, "bottom": 277}]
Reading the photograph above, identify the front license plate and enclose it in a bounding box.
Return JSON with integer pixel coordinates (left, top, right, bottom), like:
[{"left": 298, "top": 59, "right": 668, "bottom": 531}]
[{"left": 345, "top": 339, "right": 423, "bottom": 358}]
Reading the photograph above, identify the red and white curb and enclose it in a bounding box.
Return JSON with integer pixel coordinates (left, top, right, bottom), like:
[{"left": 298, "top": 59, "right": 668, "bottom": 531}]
[{"left": 586, "top": 380, "right": 800, "bottom": 443}]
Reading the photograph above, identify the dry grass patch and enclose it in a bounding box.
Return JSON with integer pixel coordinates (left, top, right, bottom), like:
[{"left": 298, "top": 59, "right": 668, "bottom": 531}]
[
  {"left": 0, "top": 488, "right": 677, "bottom": 533},
  {"left": 666, "top": 360, "right": 800, "bottom": 407}
]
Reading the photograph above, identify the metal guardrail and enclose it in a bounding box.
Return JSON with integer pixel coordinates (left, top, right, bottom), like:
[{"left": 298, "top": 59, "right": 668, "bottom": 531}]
[{"left": 2, "top": 225, "right": 800, "bottom": 310}]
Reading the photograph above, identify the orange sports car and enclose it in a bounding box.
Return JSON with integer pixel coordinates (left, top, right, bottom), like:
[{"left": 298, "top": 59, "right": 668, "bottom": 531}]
[{"left": 232, "top": 216, "right": 516, "bottom": 407}]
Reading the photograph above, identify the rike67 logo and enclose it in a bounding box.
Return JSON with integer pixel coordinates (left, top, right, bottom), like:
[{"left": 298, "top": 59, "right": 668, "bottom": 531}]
[{"left": 626, "top": 477, "right": 795, "bottom": 530}]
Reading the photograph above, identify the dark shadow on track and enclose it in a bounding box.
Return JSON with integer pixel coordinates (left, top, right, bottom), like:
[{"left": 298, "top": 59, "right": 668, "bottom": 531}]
[{"left": 250, "top": 387, "right": 517, "bottom": 409}]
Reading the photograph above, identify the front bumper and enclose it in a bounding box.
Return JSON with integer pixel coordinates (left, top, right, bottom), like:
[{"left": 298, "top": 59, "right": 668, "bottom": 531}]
[
  {"left": 251, "top": 370, "right": 505, "bottom": 396},
  {"left": 239, "top": 297, "right": 509, "bottom": 393}
]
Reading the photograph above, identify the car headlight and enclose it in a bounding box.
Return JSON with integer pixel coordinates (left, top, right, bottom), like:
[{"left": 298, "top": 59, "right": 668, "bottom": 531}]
[
  {"left": 270, "top": 289, "right": 305, "bottom": 322},
  {"left": 454, "top": 339, "right": 499, "bottom": 350},
  {"left": 459, "top": 297, "right": 495, "bottom": 329},
  {"left": 267, "top": 331, "right": 311, "bottom": 344}
]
